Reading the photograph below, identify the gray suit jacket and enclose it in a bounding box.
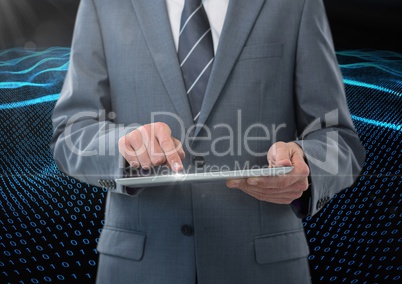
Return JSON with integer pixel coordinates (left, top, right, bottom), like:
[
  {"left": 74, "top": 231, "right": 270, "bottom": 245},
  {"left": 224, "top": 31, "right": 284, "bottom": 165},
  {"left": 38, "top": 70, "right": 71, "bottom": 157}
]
[{"left": 51, "top": 0, "right": 365, "bottom": 283}]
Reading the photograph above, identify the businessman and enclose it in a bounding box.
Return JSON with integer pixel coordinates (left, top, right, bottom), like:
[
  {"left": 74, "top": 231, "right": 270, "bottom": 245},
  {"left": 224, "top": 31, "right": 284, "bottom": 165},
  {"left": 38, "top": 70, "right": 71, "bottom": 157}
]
[{"left": 51, "top": 0, "right": 365, "bottom": 283}]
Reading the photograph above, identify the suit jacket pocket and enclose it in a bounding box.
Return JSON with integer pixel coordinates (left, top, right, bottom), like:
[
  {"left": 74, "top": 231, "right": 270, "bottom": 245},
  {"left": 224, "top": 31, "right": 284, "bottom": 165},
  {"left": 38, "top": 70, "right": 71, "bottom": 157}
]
[
  {"left": 254, "top": 229, "right": 309, "bottom": 264},
  {"left": 238, "top": 43, "right": 283, "bottom": 61},
  {"left": 97, "top": 227, "right": 146, "bottom": 261}
]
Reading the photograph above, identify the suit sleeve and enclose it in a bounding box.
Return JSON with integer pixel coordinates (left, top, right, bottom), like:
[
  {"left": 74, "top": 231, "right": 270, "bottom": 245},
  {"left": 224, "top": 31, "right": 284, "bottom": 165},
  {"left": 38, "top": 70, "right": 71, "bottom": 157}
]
[
  {"left": 291, "top": 0, "right": 366, "bottom": 217},
  {"left": 50, "top": 0, "right": 136, "bottom": 194}
]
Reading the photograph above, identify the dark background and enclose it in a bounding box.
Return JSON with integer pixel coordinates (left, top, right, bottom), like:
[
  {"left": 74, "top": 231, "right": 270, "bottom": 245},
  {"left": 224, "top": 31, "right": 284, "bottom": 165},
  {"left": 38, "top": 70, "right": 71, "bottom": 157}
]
[
  {"left": 0, "top": 1, "right": 401, "bottom": 283},
  {"left": 0, "top": 0, "right": 79, "bottom": 50},
  {"left": 0, "top": 0, "right": 402, "bottom": 52}
]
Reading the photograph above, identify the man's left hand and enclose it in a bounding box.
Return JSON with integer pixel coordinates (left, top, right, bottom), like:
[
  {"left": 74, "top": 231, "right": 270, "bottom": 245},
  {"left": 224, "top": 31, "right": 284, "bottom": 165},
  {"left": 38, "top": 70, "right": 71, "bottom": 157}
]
[{"left": 226, "top": 142, "right": 310, "bottom": 204}]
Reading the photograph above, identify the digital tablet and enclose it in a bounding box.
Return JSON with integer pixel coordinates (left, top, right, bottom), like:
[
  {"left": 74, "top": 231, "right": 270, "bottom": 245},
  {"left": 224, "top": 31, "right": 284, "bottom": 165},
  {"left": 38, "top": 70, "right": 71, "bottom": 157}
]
[{"left": 115, "top": 166, "right": 294, "bottom": 188}]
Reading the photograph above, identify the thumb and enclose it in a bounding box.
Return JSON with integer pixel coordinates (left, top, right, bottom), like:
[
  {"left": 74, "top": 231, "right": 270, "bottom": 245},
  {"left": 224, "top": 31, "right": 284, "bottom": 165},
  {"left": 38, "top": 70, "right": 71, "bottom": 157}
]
[{"left": 267, "top": 142, "right": 293, "bottom": 167}]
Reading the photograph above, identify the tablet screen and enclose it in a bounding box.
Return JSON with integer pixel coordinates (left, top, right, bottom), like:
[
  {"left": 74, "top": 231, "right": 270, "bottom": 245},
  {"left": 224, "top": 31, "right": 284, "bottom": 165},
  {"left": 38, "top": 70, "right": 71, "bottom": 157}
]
[{"left": 115, "top": 166, "right": 294, "bottom": 188}]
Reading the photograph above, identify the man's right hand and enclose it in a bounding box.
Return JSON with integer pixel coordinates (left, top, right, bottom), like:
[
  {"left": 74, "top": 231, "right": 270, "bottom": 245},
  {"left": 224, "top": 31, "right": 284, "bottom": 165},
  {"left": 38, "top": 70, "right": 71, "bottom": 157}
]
[{"left": 118, "top": 122, "right": 185, "bottom": 172}]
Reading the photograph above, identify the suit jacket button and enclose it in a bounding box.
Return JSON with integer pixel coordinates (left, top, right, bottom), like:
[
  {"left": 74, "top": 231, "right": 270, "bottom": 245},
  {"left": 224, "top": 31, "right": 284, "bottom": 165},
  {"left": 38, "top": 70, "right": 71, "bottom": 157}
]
[
  {"left": 181, "top": 225, "right": 194, "bottom": 236},
  {"left": 192, "top": 156, "right": 205, "bottom": 168}
]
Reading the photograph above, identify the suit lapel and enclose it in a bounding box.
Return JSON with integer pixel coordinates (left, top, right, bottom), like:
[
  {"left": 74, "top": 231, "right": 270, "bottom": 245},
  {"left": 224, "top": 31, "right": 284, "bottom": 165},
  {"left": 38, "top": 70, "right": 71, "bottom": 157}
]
[
  {"left": 129, "top": 0, "right": 267, "bottom": 136},
  {"left": 194, "top": 0, "right": 267, "bottom": 136},
  {"left": 130, "top": 0, "right": 193, "bottom": 130}
]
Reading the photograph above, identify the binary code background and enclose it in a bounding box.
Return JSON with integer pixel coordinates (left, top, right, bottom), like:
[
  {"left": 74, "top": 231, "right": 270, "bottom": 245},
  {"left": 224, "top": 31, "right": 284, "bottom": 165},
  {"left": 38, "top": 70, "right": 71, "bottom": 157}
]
[
  {"left": 0, "top": 46, "right": 401, "bottom": 283},
  {"left": 1, "top": 0, "right": 401, "bottom": 283}
]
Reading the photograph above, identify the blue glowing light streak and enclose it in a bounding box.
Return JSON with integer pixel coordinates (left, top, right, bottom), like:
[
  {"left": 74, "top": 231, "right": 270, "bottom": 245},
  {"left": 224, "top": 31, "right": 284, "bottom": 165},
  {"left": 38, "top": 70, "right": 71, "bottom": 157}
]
[
  {"left": 0, "top": 47, "right": 70, "bottom": 92},
  {"left": 0, "top": 47, "right": 70, "bottom": 67},
  {"left": 0, "top": 94, "right": 60, "bottom": 110},
  {"left": 0, "top": 81, "right": 53, "bottom": 89},
  {"left": 343, "top": 79, "right": 401, "bottom": 96},
  {"left": 351, "top": 115, "right": 401, "bottom": 131},
  {"left": 0, "top": 58, "right": 69, "bottom": 75},
  {"left": 336, "top": 49, "right": 402, "bottom": 62}
]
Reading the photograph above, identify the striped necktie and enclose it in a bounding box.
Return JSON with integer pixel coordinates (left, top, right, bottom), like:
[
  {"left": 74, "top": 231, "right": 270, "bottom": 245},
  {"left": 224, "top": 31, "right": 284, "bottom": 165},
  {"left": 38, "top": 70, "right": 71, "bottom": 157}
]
[{"left": 178, "top": 0, "right": 214, "bottom": 122}]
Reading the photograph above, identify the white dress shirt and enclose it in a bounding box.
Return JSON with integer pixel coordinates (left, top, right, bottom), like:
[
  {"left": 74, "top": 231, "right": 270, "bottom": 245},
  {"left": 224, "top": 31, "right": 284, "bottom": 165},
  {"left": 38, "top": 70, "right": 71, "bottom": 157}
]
[{"left": 166, "top": 0, "right": 230, "bottom": 53}]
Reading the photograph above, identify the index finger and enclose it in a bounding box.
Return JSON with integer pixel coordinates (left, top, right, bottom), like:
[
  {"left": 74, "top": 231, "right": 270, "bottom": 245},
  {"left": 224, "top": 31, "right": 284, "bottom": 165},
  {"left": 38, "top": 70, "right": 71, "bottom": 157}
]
[{"left": 154, "top": 125, "right": 184, "bottom": 172}]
